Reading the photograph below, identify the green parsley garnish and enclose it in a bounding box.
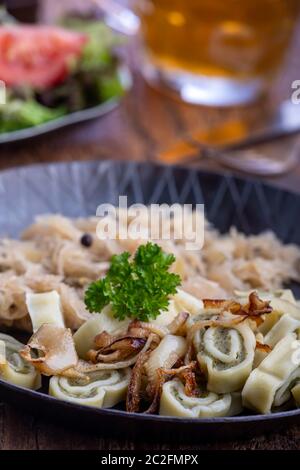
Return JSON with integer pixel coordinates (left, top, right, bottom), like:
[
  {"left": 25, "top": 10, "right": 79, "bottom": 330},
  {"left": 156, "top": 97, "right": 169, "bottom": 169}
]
[{"left": 84, "top": 242, "right": 181, "bottom": 322}]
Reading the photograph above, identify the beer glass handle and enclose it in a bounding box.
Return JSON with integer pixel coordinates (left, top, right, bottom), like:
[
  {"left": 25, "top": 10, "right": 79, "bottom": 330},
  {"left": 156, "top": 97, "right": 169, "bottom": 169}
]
[{"left": 93, "top": 0, "right": 140, "bottom": 36}]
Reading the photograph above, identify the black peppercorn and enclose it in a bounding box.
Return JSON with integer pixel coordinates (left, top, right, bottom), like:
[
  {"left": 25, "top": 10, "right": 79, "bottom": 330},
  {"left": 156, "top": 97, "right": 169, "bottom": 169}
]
[{"left": 80, "top": 233, "right": 93, "bottom": 248}]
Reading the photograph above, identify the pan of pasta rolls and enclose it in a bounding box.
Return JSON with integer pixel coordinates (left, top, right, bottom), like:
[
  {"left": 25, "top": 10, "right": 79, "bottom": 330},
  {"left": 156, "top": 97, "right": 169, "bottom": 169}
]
[{"left": 1, "top": 162, "right": 300, "bottom": 440}]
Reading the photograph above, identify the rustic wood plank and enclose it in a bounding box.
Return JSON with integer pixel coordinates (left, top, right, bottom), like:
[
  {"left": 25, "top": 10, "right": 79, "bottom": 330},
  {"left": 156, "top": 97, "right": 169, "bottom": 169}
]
[
  {"left": 34, "top": 419, "right": 100, "bottom": 451},
  {"left": 0, "top": 404, "right": 37, "bottom": 450},
  {"left": 1, "top": 399, "right": 300, "bottom": 450}
]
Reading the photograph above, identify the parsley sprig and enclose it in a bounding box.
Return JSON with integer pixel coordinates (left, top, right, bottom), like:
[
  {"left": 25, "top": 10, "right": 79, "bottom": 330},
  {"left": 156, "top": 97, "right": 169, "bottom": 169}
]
[{"left": 84, "top": 242, "right": 181, "bottom": 322}]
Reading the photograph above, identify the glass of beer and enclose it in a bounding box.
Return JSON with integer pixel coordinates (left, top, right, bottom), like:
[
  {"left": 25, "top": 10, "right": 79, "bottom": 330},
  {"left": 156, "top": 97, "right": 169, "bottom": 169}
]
[
  {"left": 100, "top": 0, "right": 300, "bottom": 106},
  {"left": 137, "top": 0, "right": 300, "bottom": 105}
]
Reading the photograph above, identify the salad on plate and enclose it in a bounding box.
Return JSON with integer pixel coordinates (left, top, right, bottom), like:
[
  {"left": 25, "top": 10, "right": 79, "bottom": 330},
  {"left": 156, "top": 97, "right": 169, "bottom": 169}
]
[{"left": 0, "top": 13, "right": 128, "bottom": 134}]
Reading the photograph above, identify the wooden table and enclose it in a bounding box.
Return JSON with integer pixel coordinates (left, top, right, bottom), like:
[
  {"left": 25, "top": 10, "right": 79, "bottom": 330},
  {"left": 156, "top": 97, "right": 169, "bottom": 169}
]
[{"left": 1, "top": 0, "right": 300, "bottom": 451}]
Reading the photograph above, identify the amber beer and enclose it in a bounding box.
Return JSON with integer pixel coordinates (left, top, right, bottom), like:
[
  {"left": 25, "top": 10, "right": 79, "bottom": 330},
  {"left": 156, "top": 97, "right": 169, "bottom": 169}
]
[{"left": 140, "top": 0, "right": 299, "bottom": 81}]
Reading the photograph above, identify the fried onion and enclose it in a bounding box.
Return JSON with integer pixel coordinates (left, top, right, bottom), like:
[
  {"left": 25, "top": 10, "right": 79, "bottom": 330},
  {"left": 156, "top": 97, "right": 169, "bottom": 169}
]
[
  {"left": 126, "top": 351, "right": 150, "bottom": 413},
  {"left": 20, "top": 324, "right": 78, "bottom": 376},
  {"left": 87, "top": 336, "right": 147, "bottom": 363},
  {"left": 145, "top": 362, "right": 199, "bottom": 414},
  {"left": 203, "top": 292, "right": 272, "bottom": 320},
  {"left": 74, "top": 333, "right": 157, "bottom": 372},
  {"left": 256, "top": 341, "right": 272, "bottom": 353},
  {"left": 167, "top": 312, "right": 189, "bottom": 335}
]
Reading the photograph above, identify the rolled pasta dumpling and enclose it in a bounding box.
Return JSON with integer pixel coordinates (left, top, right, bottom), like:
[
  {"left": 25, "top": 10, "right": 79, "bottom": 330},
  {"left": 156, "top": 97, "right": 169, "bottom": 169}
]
[
  {"left": 194, "top": 322, "right": 256, "bottom": 393},
  {"left": 159, "top": 379, "right": 242, "bottom": 418},
  {"left": 0, "top": 333, "right": 41, "bottom": 389},
  {"left": 234, "top": 289, "right": 297, "bottom": 305},
  {"left": 242, "top": 333, "right": 300, "bottom": 414},
  {"left": 49, "top": 367, "right": 131, "bottom": 408},
  {"left": 269, "top": 298, "right": 300, "bottom": 320},
  {"left": 234, "top": 290, "right": 299, "bottom": 335},
  {"left": 262, "top": 295, "right": 300, "bottom": 335},
  {"left": 264, "top": 314, "right": 300, "bottom": 348}
]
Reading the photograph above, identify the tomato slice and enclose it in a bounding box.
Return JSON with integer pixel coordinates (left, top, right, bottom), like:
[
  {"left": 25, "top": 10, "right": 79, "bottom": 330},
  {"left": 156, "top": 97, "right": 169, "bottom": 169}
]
[{"left": 0, "top": 25, "right": 87, "bottom": 89}]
